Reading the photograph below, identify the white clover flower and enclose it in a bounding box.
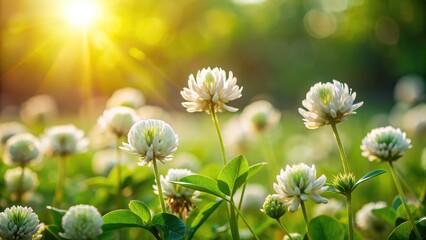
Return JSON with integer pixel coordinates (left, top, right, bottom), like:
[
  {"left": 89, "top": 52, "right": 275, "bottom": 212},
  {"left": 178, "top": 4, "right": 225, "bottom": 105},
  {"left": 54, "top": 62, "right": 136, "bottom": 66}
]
[
  {"left": 273, "top": 163, "right": 328, "bottom": 212},
  {"left": 394, "top": 75, "right": 425, "bottom": 105},
  {"left": 20, "top": 94, "right": 58, "bottom": 124},
  {"left": 106, "top": 87, "right": 145, "bottom": 109},
  {"left": 240, "top": 100, "right": 281, "bottom": 134},
  {"left": 5, "top": 133, "right": 41, "bottom": 166},
  {"left": 356, "top": 201, "right": 391, "bottom": 240},
  {"left": 181, "top": 67, "right": 243, "bottom": 114},
  {"left": 60, "top": 205, "right": 102, "bottom": 240},
  {"left": 361, "top": 126, "right": 411, "bottom": 162},
  {"left": 5, "top": 167, "right": 39, "bottom": 194},
  {"left": 0, "top": 122, "right": 27, "bottom": 146},
  {"left": 0, "top": 205, "right": 41, "bottom": 240},
  {"left": 98, "top": 106, "right": 138, "bottom": 138},
  {"left": 153, "top": 168, "right": 199, "bottom": 217},
  {"left": 120, "top": 119, "right": 179, "bottom": 166},
  {"left": 41, "top": 125, "right": 88, "bottom": 156},
  {"left": 298, "top": 80, "right": 363, "bottom": 129}
]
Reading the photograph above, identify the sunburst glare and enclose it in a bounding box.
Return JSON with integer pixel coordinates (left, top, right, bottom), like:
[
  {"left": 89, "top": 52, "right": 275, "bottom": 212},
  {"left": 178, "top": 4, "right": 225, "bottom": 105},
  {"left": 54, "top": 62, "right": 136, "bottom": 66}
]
[{"left": 64, "top": 0, "right": 101, "bottom": 30}]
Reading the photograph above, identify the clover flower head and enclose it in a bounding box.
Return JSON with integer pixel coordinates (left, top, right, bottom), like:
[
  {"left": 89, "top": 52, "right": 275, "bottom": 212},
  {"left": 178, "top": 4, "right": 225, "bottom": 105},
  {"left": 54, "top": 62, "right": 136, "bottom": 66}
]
[
  {"left": 298, "top": 80, "right": 363, "bottom": 129},
  {"left": 20, "top": 94, "right": 58, "bottom": 124},
  {"left": 5, "top": 167, "right": 39, "bottom": 194},
  {"left": 0, "top": 205, "right": 41, "bottom": 240},
  {"left": 5, "top": 133, "right": 41, "bottom": 166},
  {"left": 0, "top": 122, "right": 27, "bottom": 146},
  {"left": 120, "top": 119, "right": 179, "bottom": 166},
  {"left": 331, "top": 172, "right": 356, "bottom": 196},
  {"left": 361, "top": 126, "right": 411, "bottom": 162},
  {"left": 273, "top": 163, "right": 328, "bottom": 212},
  {"left": 42, "top": 125, "right": 88, "bottom": 157},
  {"left": 98, "top": 106, "right": 138, "bottom": 138},
  {"left": 241, "top": 100, "right": 281, "bottom": 134},
  {"left": 181, "top": 67, "right": 243, "bottom": 114},
  {"left": 60, "top": 205, "right": 103, "bottom": 240},
  {"left": 261, "top": 195, "right": 286, "bottom": 219},
  {"left": 106, "top": 87, "right": 145, "bottom": 109},
  {"left": 153, "top": 168, "right": 199, "bottom": 217},
  {"left": 356, "top": 201, "right": 391, "bottom": 239}
]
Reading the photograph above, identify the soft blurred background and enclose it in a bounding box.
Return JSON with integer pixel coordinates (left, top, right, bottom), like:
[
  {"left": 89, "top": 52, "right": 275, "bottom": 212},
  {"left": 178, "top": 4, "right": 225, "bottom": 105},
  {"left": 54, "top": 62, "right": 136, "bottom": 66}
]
[{"left": 1, "top": 0, "right": 426, "bottom": 239}]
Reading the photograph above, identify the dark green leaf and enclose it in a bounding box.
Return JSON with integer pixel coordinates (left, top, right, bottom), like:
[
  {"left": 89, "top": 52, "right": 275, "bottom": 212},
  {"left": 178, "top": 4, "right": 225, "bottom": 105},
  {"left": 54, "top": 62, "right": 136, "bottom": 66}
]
[
  {"left": 388, "top": 217, "right": 426, "bottom": 240},
  {"left": 46, "top": 206, "right": 66, "bottom": 227},
  {"left": 308, "top": 215, "right": 345, "bottom": 240},
  {"left": 396, "top": 204, "right": 417, "bottom": 220},
  {"left": 151, "top": 213, "right": 185, "bottom": 240},
  {"left": 392, "top": 196, "right": 402, "bottom": 210},
  {"left": 353, "top": 169, "right": 387, "bottom": 190},
  {"left": 128, "top": 200, "right": 151, "bottom": 223},
  {"left": 187, "top": 200, "right": 224, "bottom": 239},
  {"left": 102, "top": 209, "right": 144, "bottom": 231},
  {"left": 172, "top": 174, "right": 226, "bottom": 199},
  {"left": 372, "top": 207, "right": 397, "bottom": 226},
  {"left": 217, "top": 155, "right": 249, "bottom": 196},
  {"left": 247, "top": 162, "right": 268, "bottom": 179}
]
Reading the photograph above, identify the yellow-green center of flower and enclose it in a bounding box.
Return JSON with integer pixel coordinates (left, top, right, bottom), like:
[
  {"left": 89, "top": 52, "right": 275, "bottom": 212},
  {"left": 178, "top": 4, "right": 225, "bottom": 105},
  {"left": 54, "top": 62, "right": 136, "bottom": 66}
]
[
  {"left": 292, "top": 169, "right": 308, "bottom": 188},
  {"left": 251, "top": 113, "right": 267, "bottom": 129},
  {"left": 205, "top": 72, "right": 215, "bottom": 86},
  {"left": 144, "top": 129, "right": 156, "bottom": 146},
  {"left": 319, "top": 87, "right": 332, "bottom": 105}
]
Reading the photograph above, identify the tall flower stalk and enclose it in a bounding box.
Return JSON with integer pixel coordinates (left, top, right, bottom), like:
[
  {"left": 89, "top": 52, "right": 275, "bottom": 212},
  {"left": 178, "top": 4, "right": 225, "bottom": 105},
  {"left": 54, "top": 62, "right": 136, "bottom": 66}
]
[
  {"left": 53, "top": 155, "right": 68, "bottom": 206},
  {"left": 300, "top": 201, "right": 312, "bottom": 240},
  {"left": 361, "top": 126, "right": 421, "bottom": 239}
]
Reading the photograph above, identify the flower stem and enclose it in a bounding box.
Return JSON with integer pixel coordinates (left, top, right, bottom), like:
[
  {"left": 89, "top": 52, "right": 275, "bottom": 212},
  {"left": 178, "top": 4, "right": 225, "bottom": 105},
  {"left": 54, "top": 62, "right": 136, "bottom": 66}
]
[
  {"left": 152, "top": 157, "right": 167, "bottom": 213},
  {"left": 116, "top": 137, "right": 122, "bottom": 208},
  {"left": 330, "top": 123, "right": 349, "bottom": 174},
  {"left": 16, "top": 164, "right": 25, "bottom": 204},
  {"left": 387, "top": 161, "right": 422, "bottom": 240},
  {"left": 210, "top": 107, "right": 227, "bottom": 165},
  {"left": 300, "top": 201, "right": 312, "bottom": 240},
  {"left": 232, "top": 201, "right": 259, "bottom": 240},
  {"left": 229, "top": 200, "right": 240, "bottom": 240},
  {"left": 53, "top": 155, "right": 67, "bottom": 207},
  {"left": 276, "top": 219, "right": 294, "bottom": 240},
  {"left": 346, "top": 195, "right": 354, "bottom": 240}
]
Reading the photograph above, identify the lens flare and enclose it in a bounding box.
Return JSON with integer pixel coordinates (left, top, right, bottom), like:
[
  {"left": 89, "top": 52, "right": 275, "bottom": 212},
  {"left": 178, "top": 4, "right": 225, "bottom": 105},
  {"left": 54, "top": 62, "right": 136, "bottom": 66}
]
[{"left": 64, "top": 0, "right": 101, "bottom": 30}]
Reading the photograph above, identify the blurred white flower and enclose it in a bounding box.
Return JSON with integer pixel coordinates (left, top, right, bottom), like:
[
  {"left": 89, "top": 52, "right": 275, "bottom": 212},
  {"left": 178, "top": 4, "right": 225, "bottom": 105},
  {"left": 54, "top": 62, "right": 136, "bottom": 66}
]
[
  {"left": 223, "top": 115, "right": 253, "bottom": 155},
  {"left": 88, "top": 124, "right": 116, "bottom": 150},
  {"left": 153, "top": 168, "right": 199, "bottom": 217},
  {"left": 5, "top": 133, "right": 41, "bottom": 166},
  {"left": 361, "top": 126, "right": 411, "bottom": 162},
  {"left": 0, "top": 122, "right": 27, "bottom": 146},
  {"left": 240, "top": 100, "right": 281, "bottom": 134},
  {"left": 106, "top": 87, "right": 145, "bottom": 109},
  {"left": 0, "top": 205, "right": 41, "bottom": 240},
  {"left": 60, "top": 205, "right": 103, "bottom": 240},
  {"left": 98, "top": 106, "right": 138, "bottom": 138},
  {"left": 273, "top": 163, "right": 328, "bottom": 212},
  {"left": 168, "top": 152, "right": 202, "bottom": 172},
  {"left": 120, "top": 119, "right": 179, "bottom": 166},
  {"left": 313, "top": 198, "right": 344, "bottom": 217},
  {"left": 5, "top": 167, "right": 39, "bottom": 194},
  {"left": 20, "top": 94, "right": 58, "bottom": 124},
  {"left": 394, "top": 75, "right": 425, "bottom": 105},
  {"left": 137, "top": 105, "right": 170, "bottom": 122},
  {"left": 42, "top": 125, "right": 88, "bottom": 157},
  {"left": 298, "top": 80, "right": 363, "bottom": 129},
  {"left": 356, "top": 201, "right": 391, "bottom": 240},
  {"left": 234, "top": 184, "right": 267, "bottom": 211},
  {"left": 181, "top": 67, "right": 243, "bottom": 114},
  {"left": 402, "top": 104, "right": 426, "bottom": 137}
]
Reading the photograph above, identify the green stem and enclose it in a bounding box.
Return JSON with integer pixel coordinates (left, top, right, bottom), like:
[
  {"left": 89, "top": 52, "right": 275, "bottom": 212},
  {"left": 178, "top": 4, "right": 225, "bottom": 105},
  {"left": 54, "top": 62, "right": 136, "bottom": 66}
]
[
  {"left": 346, "top": 195, "right": 354, "bottom": 240},
  {"left": 229, "top": 200, "right": 240, "bottom": 240},
  {"left": 330, "top": 123, "right": 349, "bottom": 174},
  {"left": 53, "top": 155, "right": 67, "bottom": 207},
  {"left": 153, "top": 157, "right": 167, "bottom": 213},
  {"left": 237, "top": 182, "right": 247, "bottom": 212},
  {"left": 276, "top": 219, "right": 294, "bottom": 240},
  {"left": 16, "top": 164, "right": 25, "bottom": 204},
  {"left": 387, "top": 161, "right": 421, "bottom": 240},
  {"left": 116, "top": 137, "right": 122, "bottom": 208},
  {"left": 300, "top": 201, "right": 312, "bottom": 240},
  {"left": 395, "top": 166, "right": 420, "bottom": 203},
  {"left": 210, "top": 106, "right": 227, "bottom": 165},
  {"left": 232, "top": 201, "right": 259, "bottom": 240}
]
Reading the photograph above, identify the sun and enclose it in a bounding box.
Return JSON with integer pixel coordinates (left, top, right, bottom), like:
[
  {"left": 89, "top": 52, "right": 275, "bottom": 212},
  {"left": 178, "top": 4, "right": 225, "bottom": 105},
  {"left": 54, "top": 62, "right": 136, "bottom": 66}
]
[{"left": 64, "top": 0, "right": 101, "bottom": 30}]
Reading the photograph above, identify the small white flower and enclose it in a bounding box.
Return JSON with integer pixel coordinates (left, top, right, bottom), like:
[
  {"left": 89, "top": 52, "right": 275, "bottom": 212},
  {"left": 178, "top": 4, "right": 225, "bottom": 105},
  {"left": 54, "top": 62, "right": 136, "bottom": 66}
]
[
  {"left": 5, "top": 133, "right": 41, "bottom": 166},
  {"left": 361, "top": 126, "right": 411, "bottom": 162},
  {"left": 181, "top": 67, "right": 243, "bottom": 114},
  {"left": 20, "top": 94, "right": 58, "bottom": 124},
  {"left": 153, "top": 168, "right": 199, "bottom": 217},
  {"left": 106, "top": 87, "right": 145, "bottom": 109},
  {"left": 356, "top": 201, "right": 391, "bottom": 240},
  {"left": 5, "top": 167, "right": 39, "bottom": 194},
  {"left": 60, "top": 205, "right": 103, "bottom": 240},
  {"left": 273, "top": 163, "right": 328, "bottom": 212},
  {"left": 0, "top": 122, "right": 27, "bottom": 146},
  {"left": 98, "top": 106, "right": 138, "bottom": 138},
  {"left": 240, "top": 100, "right": 281, "bottom": 134},
  {"left": 41, "top": 125, "right": 88, "bottom": 157},
  {"left": 298, "top": 80, "right": 363, "bottom": 129},
  {"left": 120, "top": 119, "right": 179, "bottom": 166},
  {"left": 0, "top": 205, "right": 41, "bottom": 240}
]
